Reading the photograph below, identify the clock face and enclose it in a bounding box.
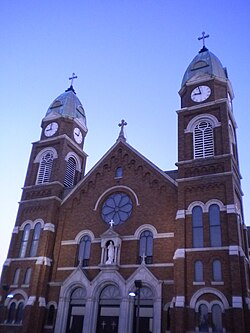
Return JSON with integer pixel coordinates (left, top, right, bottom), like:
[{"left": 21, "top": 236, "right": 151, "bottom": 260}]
[
  {"left": 101, "top": 192, "right": 132, "bottom": 225},
  {"left": 191, "top": 85, "right": 211, "bottom": 102},
  {"left": 73, "top": 127, "right": 83, "bottom": 144},
  {"left": 44, "top": 122, "right": 58, "bottom": 137}
]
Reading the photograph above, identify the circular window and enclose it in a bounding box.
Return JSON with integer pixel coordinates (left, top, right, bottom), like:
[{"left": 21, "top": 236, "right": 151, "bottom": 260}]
[{"left": 101, "top": 192, "right": 132, "bottom": 225}]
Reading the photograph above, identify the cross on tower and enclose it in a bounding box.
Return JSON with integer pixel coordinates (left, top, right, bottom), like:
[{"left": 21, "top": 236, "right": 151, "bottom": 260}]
[
  {"left": 198, "top": 31, "right": 210, "bottom": 48},
  {"left": 69, "top": 73, "right": 78, "bottom": 86}
]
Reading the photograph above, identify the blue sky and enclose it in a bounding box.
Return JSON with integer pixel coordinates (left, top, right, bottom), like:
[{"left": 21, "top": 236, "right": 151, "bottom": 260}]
[{"left": 0, "top": 0, "right": 250, "bottom": 271}]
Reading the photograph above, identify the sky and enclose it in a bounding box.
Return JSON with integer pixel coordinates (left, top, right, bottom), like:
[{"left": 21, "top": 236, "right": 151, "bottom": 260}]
[{"left": 0, "top": 0, "right": 250, "bottom": 272}]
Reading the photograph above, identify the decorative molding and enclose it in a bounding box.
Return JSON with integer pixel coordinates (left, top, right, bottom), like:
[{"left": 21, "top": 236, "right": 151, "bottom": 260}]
[
  {"left": 173, "top": 249, "right": 185, "bottom": 259},
  {"left": 36, "top": 256, "right": 52, "bottom": 266},
  {"left": 39, "top": 297, "right": 46, "bottom": 307},
  {"left": 27, "top": 296, "right": 36, "bottom": 306},
  {"left": 44, "top": 223, "right": 55, "bottom": 232},
  {"left": 176, "top": 210, "right": 185, "bottom": 219},
  {"left": 185, "top": 113, "right": 221, "bottom": 133},
  {"left": 12, "top": 226, "right": 19, "bottom": 234},
  {"left": 226, "top": 204, "right": 238, "bottom": 214},
  {"left": 3, "top": 259, "right": 11, "bottom": 266},
  {"left": 229, "top": 246, "right": 239, "bottom": 256}
]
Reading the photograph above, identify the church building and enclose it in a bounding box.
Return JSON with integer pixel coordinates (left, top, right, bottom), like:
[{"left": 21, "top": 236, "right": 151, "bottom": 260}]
[{"left": 0, "top": 36, "right": 250, "bottom": 333}]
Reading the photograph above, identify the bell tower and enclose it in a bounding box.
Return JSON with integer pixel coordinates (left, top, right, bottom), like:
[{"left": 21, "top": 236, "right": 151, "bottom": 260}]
[
  {"left": 0, "top": 76, "right": 88, "bottom": 332},
  {"left": 174, "top": 34, "right": 250, "bottom": 332}
]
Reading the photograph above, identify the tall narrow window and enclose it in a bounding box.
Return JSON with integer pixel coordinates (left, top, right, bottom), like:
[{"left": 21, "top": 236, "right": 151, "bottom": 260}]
[
  {"left": 212, "top": 260, "right": 222, "bottom": 282},
  {"left": 23, "top": 268, "right": 32, "bottom": 285},
  {"left": 209, "top": 204, "right": 221, "bottom": 247},
  {"left": 12, "top": 268, "right": 20, "bottom": 285},
  {"left": 211, "top": 304, "right": 223, "bottom": 332},
  {"left": 19, "top": 224, "right": 31, "bottom": 258},
  {"left": 7, "top": 302, "right": 16, "bottom": 324},
  {"left": 192, "top": 206, "right": 203, "bottom": 248},
  {"left": 115, "top": 167, "right": 123, "bottom": 178},
  {"left": 194, "top": 120, "right": 214, "bottom": 158},
  {"left": 37, "top": 151, "right": 54, "bottom": 184},
  {"left": 15, "top": 302, "right": 24, "bottom": 324},
  {"left": 194, "top": 261, "right": 203, "bottom": 282},
  {"left": 198, "top": 304, "right": 209, "bottom": 332},
  {"left": 78, "top": 235, "right": 91, "bottom": 267},
  {"left": 46, "top": 304, "right": 56, "bottom": 326},
  {"left": 29, "top": 223, "right": 41, "bottom": 257},
  {"left": 139, "top": 230, "right": 153, "bottom": 264},
  {"left": 64, "top": 156, "right": 77, "bottom": 187}
]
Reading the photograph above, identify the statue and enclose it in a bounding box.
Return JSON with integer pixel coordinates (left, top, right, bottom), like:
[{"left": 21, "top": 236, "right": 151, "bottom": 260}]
[{"left": 106, "top": 241, "right": 115, "bottom": 264}]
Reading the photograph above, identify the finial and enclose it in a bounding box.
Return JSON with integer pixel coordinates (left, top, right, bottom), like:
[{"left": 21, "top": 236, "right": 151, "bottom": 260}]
[
  {"left": 117, "top": 119, "right": 127, "bottom": 142},
  {"left": 198, "top": 32, "right": 209, "bottom": 52}
]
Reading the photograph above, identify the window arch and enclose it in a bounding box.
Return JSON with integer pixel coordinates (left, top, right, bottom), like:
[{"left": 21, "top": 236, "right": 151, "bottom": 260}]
[
  {"left": 139, "top": 230, "right": 153, "bottom": 264},
  {"left": 211, "top": 304, "right": 223, "bottom": 332},
  {"left": 13, "top": 268, "right": 21, "bottom": 285},
  {"left": 212, "top": 260, "right": 222, "bottom": 282},
  {"left": 194, "top": 120, "right": 214, "bottom": 158},
  {"left": 29, "top": 222, "right": 41, "bottom": 257},
  {"left": 209, "top": 204, "right": 221, "bottom": 247},
  {"left": 78, "top": 235, "right": 91, "bottom": 267},
  {"left": 194, "top": 260, "right": 203, "bottom": 282},
  {"left": 198, "top": 304, "right": 209, "bottom": 332},
  {"left": 36, "top": 150, "right": 54, "bottom": 184},
  {"left": 192, "top": 206, "right": 203, "bottom": 248},
  {"left": 23, "top": 268, "right": 32, "bottom": 285},
  {"left": 19, "top": 224, "right": 31, "bottom": 258},
  {"left": 64, "top": 156, "right": 77, "bottom": 187}
]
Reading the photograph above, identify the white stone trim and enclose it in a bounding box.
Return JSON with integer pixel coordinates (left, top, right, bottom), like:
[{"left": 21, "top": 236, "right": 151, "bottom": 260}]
[
  {"left": 190, "top": 287, "right": 229, "bottom": 309},
  {"left": 134, "top": 224, "right": 158, "bottom": 239},
  {"left": 173, "top": 248, "right": 185, "bottom": 259},
  {"left": 3, "top": 259, "right": 11, "bottom": 266},
  {"left": 226, "top": 204, "right": 239, "bottom": 214},
  {"left": 39, "top": 297, "right": 46, "bottom": 307},
  {"left": 36, "top": 256, "right": 52, "bottom": 266},
  {"left": 204, "top": 199, "right": 226, "bottom": 212},
  {"left": 44, "top": 223, "right": 55, "bottom": 232},
  {"left": 175, "top": 296, "right": 185, "bottom": 307},
  {"left": 34, "top": 147, "right": 58, "bottom": 163},
  {"left": 176, "top": 210, "right": 185, "bottom": 219},
  {"left": 75, "top": 230, "right": 95, "bottom": 243},
  {"left": 12, "top": 226, "right": 19, "bottom": 234},
  {"left": 185, "top": 114, "right": 221, "bottom": 133},
  {"left": 65, "top": 152, "right": 82, "bottom": 171},
  {"left": 232, "top": 296, "right": 243, "bottom": 308},
  {"left": 229, "top": 246, "right": 239, "bottom": 256},
  {"left": 27, "top": 296, "right": 36, "bottom": 306}
]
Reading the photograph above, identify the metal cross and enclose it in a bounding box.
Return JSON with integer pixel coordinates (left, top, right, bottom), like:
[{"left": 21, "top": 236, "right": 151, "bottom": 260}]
[
  {"left": 109, "top": 220, "right": 115, "bottom": 228},
  {"left": 119, "top": 119, "right": 127, "bottom": 131},
  {"left": 69, "top": 73, "right": 78, "bottom": 86},
  {"left": 111, "top": 321, "right": 117, "bottom": 330},
  {"left": 141, "top": 252, "right": 146, "bottom": 264},
  {"left": 198, "top": 32, "right": 210, "bottom": 48},
  {"left": 101, "top": 321, "right": 106, "bottom": 329}
]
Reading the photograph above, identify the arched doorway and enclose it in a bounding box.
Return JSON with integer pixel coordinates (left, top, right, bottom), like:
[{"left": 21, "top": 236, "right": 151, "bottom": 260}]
[
  {"left": 96, "top": 285, "right": 121, "bottom": 333},
  {"left": 66, "top": 287, "right": 86, "bottom": 333}
]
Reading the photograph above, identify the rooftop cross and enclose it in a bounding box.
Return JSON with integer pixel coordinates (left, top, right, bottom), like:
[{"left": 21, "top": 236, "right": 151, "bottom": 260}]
[
  {"left": 69, "top": 73, "right": 78, "bottom": 86},
  {"left": 109, "top": 220, "right": 115, "bottom": 228},
  {"left": 117, "top": 119, "right": 127, "bottom": 142},
  {"left": 198, "top": 31, "right": 210, "bottom": 48}
]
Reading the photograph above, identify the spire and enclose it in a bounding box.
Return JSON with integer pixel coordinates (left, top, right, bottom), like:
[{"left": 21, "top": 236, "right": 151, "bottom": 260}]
[{"left": 117, "top": 119, "right": 127, "bottom": 142}]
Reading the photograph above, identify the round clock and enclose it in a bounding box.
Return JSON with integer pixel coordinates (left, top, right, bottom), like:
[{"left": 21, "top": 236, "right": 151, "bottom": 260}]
[
  {"left": 101, "top": 192, "right": 132, "bottom": 225},
  {"left": 44, "top": 122, "right": 58, "bottom": 137},
  {"left": 73, "top": 127, "right": 83, "bottom": 144},
  {"left": 191, "top": 85, "right": 211, "bottom": 102}
]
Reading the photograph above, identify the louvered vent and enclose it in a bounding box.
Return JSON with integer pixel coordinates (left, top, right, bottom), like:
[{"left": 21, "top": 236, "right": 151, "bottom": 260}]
[
  {"left": 64, "top": 156, "right": 77, "bottom": 187},
  {"left": 194, "top": 121, "right": 214, "bottom": 159},
  {"left": 37, "top": 152, "right": 54, "bottom": 184}
]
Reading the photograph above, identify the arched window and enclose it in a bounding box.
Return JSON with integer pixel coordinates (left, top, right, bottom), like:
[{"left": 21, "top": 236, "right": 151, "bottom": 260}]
[
  {"left": 115, "top": 167, "right": 123, "bottom": 178},
  {"left": 198, "top": 304, "right": 209, "bottom": 332},
  {"left": 29, "top": 222, "right": 41, "bottom": 257},
  {"left": 209, "top": 204, "right": 221, "bottom": 247},
  {"left": 46, "top": 304, "right": 56, "bottom": 326},
  {"left": 13, "top": 268, "right": 20, "bottom": 285},
  {"left": 36, "top": 150, "right": 54, "bottom": 184},
  {"left": 23, "top": 268, "right": 32, "bottom": 285},
  {"left": 15, "top": 302, "right": 24, "bottom": 324},
  {"left": 66, "top": 287, "right": 86, "bottom": 332},
  {"left": 192, "top": 206, "right": 203, "bottom": 248},
  {"left": 64, "top": 156, "right": 77, "bottom": 187},
  {"left": 7, "top": 302, "right": 16, "bottom": 324},
  {"left": 139, "top": 230, "right": 153, "bottom": 264},
  {"left": 19, "top": 224, "right": 31, "bottom": 258},
  {"left": 194, "top": 261, "right": 203, "bottom": 282},
  {"left": 78, "top": 235, "right": 91, "bottom": 267},
  {"left": 212, "top": 260, "right": 222, "bottom": 282},
  {"left": 211, "top": 304, "right": 223, "bottom": 332},
  {"left": 194, "top": 120, "right": 214, "bottom": 159}
]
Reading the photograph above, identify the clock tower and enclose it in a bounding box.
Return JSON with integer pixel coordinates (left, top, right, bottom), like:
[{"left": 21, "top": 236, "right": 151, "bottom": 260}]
[{"left": 174, "top": 34, "right": 249, "bottom": 332}]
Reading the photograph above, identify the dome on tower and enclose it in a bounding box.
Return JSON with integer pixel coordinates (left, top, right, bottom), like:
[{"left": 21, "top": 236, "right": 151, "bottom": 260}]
[
  {"left": 181, "top": 46, "right": 228, "bottom": 87},
  {"left": 45, "top": 85, "right": 87, "bottom": 128}
]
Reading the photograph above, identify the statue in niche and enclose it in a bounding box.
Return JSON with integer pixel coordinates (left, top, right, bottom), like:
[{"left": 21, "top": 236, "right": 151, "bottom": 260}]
[{"left": 106, "top": 241, "right": 115, "bottom": 264}]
